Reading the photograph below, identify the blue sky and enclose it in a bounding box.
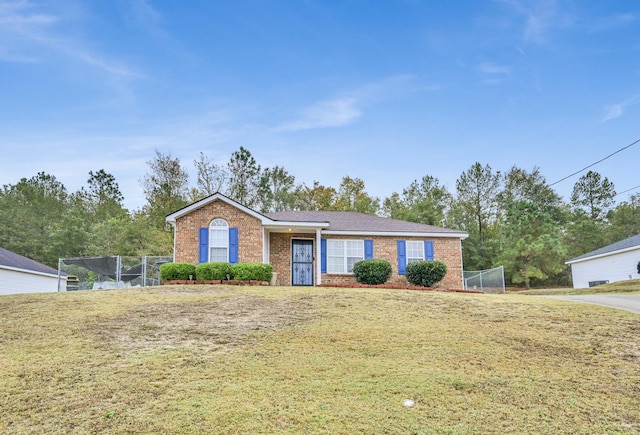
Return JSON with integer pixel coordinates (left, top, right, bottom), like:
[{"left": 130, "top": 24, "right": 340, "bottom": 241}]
[{"left": 1, "top": 0, "right": 639, "bottom": 211}]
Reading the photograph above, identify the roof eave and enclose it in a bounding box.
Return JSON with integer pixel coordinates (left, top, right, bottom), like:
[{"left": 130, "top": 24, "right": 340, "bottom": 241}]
[
  {"left": 321, "top": 230, "right": 468, "bottom": 239},
  {"left": 565, "top": 244, "right": 640, "bottom": 265}
]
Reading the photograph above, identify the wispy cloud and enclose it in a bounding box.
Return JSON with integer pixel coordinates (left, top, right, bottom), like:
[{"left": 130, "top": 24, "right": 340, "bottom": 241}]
[
  {"left": 476, "top": 61, "right": 511, "bottom": 85},
  {"left": 276, "top": 75, "right": 438, "bottom": 132},
  {"left": 495, "top": 0, "right": 569, "bottom": 44},
  {"left": 277, "top": 98, "right": 362, "bottom": 131},
  {"left": 477, "top": 61, "right": 511, "bottom": 75},
  {"left": 0, "top": 0, "right": 139, "bottom": 78},
  {"left": 601, "top": 94, "right": 640, "bottom": 123}
]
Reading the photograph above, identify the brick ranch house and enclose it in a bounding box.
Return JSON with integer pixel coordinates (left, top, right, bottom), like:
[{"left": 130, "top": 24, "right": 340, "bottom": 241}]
[{"left": 166, "top": 193, "right": 468, "bottom": 288}]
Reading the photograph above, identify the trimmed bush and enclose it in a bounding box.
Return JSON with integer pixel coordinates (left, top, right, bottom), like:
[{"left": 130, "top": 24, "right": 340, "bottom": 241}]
[
  {"left": 160, "top": 262, "right": 196, "bottom": 281},
  {"left": 353, "top": 259, "right": 392, "bottom": 285},
  {"left": 231, "top": 263, "right": 273, "bottom": 282},
  {"left": 406, "top": 260, "right": 447, "bottom": 287},
  {"left": 195, "top": 262, "right": 234, "bottom": 280}
]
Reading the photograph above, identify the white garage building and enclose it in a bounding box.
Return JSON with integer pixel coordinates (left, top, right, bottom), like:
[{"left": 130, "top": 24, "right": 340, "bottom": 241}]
[
  {"left": 566, "top": 233, "right": 640, "bottom": 289},
  {"left": 0, "top": 247, "right": 64, "bottom": 296}
]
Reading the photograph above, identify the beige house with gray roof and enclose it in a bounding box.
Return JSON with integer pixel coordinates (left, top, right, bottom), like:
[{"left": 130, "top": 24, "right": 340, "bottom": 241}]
[{"left": 166, "top": 193, "right": 468, "bottom": 288}]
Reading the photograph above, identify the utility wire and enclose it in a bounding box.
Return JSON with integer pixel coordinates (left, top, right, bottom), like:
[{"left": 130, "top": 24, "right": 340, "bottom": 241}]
[
  {"left": 615, "top": 184, "right": 640, "bottom": 197},
  {"left": 548, "top": 137, "right": 640, "bottom": 187}
]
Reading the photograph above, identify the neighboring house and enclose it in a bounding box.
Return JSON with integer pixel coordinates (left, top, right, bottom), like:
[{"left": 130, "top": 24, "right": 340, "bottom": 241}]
[
  {"left": 166, "top": 193, "right": 468, "bottom": 288},
  {"left": 0, "top": 247, "right": 65, "bottom": 295},
  {"left": 566, "top": 233, "right": 640, "bottom": 288}
]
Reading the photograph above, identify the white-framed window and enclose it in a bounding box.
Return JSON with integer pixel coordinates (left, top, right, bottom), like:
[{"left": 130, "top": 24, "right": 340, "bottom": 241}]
[
  {"left": 209, "top": 218, "right": 229, "bottom": 262},
  {"left": 327, "top": 239, "right": 364, "bottom": 274},
  {"left": 406, "top": 241, "right": 425, "bottom": 264}
]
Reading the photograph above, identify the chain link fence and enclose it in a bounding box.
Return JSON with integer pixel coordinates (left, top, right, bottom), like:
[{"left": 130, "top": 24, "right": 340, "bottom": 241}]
[
  {"left": 57, "top": 255, "right": 173, "bottom": 291},
  {"left": 463, "top": 266, "right": 505, "bottom": 294}
]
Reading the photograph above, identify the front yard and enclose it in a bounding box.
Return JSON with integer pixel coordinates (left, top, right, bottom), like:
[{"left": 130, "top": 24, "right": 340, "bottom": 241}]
[{"left": 1, "top": 285, "right": 638, "bottom": 434}]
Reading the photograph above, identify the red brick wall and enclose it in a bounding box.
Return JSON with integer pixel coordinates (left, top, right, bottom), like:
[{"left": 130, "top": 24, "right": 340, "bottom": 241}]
[
  {"left": 267, "top": 233, "right": 464, "bottom": 289},
  {"left": 173, "top": 200, "right": 263, "bottom": 264},
  {"left": 320, "top": 235, "right": 463, "bottom": 289}
]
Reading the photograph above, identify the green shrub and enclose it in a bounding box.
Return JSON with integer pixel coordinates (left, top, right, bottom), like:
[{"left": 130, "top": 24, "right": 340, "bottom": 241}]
[
  {"left": 231, "top": 263, "right": 273, "bottom": 282},
  {"left": 353, "top": 259, "right": 392, "bottom": 285},
  {"left": 195, "top": 262, "right": 234, "bottom": 280},
  {"left": 406, "top": 260, "right": 447, "bottom": 287},
  {"left": 159, "top": 262, "right": 196, "bottom": 281}
]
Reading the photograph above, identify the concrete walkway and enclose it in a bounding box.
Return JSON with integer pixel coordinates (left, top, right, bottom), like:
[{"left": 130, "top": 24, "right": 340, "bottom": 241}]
[{"left": 546, "top": 294, "right": 640, "bottom": 314}]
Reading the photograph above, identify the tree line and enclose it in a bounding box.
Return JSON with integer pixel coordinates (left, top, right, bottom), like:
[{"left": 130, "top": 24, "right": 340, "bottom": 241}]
[{"left": 2, "top": 146, "right": 638, "bottom": 288}]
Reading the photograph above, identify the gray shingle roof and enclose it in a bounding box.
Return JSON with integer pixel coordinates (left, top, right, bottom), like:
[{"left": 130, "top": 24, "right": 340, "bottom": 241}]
[
  {"left": 265, "top": 211, "right": 466, "bottom": 235},
  {"left": 567, "top": 233, "right": 640, "bottom": 263},
  {"left": 0, "top": 247, "right": 59, "bottom": 275}
]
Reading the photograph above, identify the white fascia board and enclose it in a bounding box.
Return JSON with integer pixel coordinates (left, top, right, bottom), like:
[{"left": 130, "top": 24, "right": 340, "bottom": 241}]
[
  {"left": 166, "top": 193, "right": 273, "bottom": 224},
  {"left": 565, "top": 245, "right": 640, "bottom": 265},
  {"left": 320, "top": 230, "right": 468, "bottom": 239},
  {"left": 0, "top": 265, "right": 60, "bottom": 279}
]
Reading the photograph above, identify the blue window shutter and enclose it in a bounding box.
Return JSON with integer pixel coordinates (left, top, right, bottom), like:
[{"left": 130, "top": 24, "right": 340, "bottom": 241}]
[
  {"left": 321, "top": 238, "right": 327, "bottom": 273},
  {"left": 397, "top": 240, "right": 406, "bottom": 275},
  {"left": 229, "top": 227, "right": 239, "bottom": 264},
  {"left": 364, "top": 239, "right": 374, "bottom": 260},
  {"left": 425, "top": 240, "right": 434, "bottom": 261},
  {"left": 198, "top": 227, "right": 209, "bottom": 263}
]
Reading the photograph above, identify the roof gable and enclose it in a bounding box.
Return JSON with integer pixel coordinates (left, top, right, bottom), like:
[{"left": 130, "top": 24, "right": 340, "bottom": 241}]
[
  {"left": 166, "top": 192, "right": 272, "bottom": 224},
  {"left": 0, "top": 247, "right": 58, "bottom": 275}
]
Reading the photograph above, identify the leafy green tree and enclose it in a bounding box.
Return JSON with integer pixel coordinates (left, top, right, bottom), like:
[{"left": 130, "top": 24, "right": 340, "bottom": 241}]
[
  {"left": 45, "top": 192, "right": 92, "bottom": 262},
  {"left": 0, "top": 172, "right": 69, "bottom": 266},
  {"left": 450, "top": 162, "right": 501, "bottom": 270},
  {"left": 496, "top": 200, "right": 567, "bottom": 289},
  {"left": 258, "top": 165, "right": 297, "bottom": 212},
  {"left": 227, "top": 146, "right": 262, "bottom": 208},
  {"left": 86, "top": 213, "right": 173, "bottom": 257},
  {"left": 82, "top": 169, "right": 126, "bottom": 222},
  {"left": 140, "top": 150, "right": 189, "bottom": 229},
  {"left": 192, "top": 152, "right": 228, "bottom": 201},
  {"left": 499, "top": 166, "right": 562, "bottom": 212},
  {"left": 570, "top": 170, "right": 616, "bottom": 220},
  {"left": 383, "top": 175, "right": 451, "bottom": 225},
  {"left": 294, "top": 181, "right": 337, "bottom": 211},
  {"left": 607, "top": 193, "right": 640, "bottom": 242},
  {"left": 453, "top": 162, "right": 501, "bottom": 239},
  {"left": 333, "top": 176, "right": 379, "bottom": 214}
]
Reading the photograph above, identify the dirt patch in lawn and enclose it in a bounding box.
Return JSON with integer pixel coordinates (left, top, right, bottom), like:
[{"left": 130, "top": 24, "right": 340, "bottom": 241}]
[{"left": 91, "top": 293, "right": 314, "bottom": 354}]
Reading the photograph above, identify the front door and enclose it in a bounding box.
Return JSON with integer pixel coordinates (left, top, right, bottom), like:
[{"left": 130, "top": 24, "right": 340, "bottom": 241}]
[{"left": 292, "top": 239, "right": 314, "bottom": 286}]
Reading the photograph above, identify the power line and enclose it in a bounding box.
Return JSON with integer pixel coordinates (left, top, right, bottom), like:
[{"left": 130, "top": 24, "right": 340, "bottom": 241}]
[
  {"left": 615, "top": 184, "right": 640, "bottom": 197},
  {"left": 548, "top": 137, "right": 640, "bottom": 187}
]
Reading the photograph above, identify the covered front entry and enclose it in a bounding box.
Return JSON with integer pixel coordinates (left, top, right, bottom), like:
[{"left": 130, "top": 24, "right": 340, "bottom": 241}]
[{"left": 292, "top": 239, "right": 314, "bottom": 286}]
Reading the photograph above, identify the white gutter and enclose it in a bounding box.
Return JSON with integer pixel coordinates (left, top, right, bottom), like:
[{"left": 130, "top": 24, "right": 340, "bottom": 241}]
[{"left": 320, "top": 230, "right": 469, "bottom": 239}]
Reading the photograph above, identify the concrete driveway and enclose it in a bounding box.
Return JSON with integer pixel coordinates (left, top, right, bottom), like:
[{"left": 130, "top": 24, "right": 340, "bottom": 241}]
[{"left": 547, "top": 294, "right": 640, "bottom": 314}]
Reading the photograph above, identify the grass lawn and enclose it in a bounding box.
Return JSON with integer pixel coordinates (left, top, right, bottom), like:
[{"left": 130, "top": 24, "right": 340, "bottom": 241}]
[{"left": 1, "top": 285, "right": 639, "bottom": 434}]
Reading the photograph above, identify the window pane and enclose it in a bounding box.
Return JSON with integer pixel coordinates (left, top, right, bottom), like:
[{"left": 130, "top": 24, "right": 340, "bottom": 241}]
[
  {"left": 210, "top": 229, "right": 227, "bottom": 247},
  {"left": 347, "top": 257, "right": 360, "bottom": 273},
  {"left": 328, "top": 257, "right": 344, "bottom": 274},
  {"left": 346, "top": 240, "right": 363, "bottom": 257},
  {"left": 327, "top": 240, "right": 344, "bottom": 256},
  {"left": 210, "top": 247, "right": 227, "bottom": 262},
  {"left": 407, "top": 241, "right": 424, "bottom": 262}
]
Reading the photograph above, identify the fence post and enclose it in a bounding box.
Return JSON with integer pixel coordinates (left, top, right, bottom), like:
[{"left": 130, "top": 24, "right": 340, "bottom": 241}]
[
  {"left": 142, "top": 256, "right": 147, "bottom": 287},
  {"left": 116, "top": 256, "right": 121, "bottom": 288}
]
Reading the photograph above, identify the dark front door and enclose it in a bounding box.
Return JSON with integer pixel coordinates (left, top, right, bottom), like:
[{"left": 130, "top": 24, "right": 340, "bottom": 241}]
[{"left": 292, "top": 239, "right": 314, "bottom": 286}]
